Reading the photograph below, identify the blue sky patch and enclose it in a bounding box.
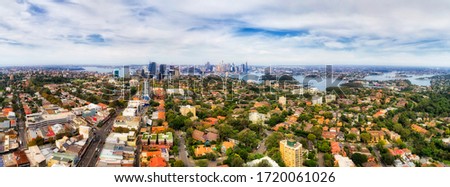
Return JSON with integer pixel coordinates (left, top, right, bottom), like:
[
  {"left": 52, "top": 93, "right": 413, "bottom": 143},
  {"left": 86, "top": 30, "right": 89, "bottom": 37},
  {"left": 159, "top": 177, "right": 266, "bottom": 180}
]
[
  {"left": 137, "top": 7, "right": 158, "bottom": 17},
  {"left": 87, "top": 34, "right": 106, "bottom": 43},
  {"left": 236, "top": 27, "right": 309, "bottom": 37},
  {"left": 28, "top": 3, "right": 47, "bottom": 16}
]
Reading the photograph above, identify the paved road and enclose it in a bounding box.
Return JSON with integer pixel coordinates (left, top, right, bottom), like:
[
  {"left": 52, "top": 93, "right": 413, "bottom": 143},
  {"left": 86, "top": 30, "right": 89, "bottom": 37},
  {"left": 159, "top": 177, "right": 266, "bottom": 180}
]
[
  {"left": 14, "top": 98, "right": 28, "bottom": 150},
  {"left": 256, "top": 130, "right": 273, "bottom": 154},
  {"left": 208, "top": 157, "right": 225, "bottom": 167},
  {"left": 372, "top": 146, "right": 387, "bottom": 167},
  {"left": 176, "top": 131, "right": 195, "bottom": 167},
  {"left": 317, "top": 152, "right": 325, "bottom": 167},
  {"left": 133, "top": 105, "right": 150, "bottom": 167},
  {"left": 17, "top": 119, "right": 28, "bottom": 149},
  {"left": 78, "top": 108, "right": 122, "bottom": 167}
]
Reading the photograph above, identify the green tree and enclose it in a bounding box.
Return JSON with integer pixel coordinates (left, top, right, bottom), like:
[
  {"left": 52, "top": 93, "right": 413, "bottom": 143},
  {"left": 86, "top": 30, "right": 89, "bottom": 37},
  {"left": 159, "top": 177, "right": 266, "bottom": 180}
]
[
  {"left": 150, "top": 100, "right": 160, "bottom": 107},
  {"left": 265, "top": 132, "right": 284, "bottom": 150},
  {"left": 130, "top": 87, "right": 137, "bottom": 96},
  {"left": 360, "top": 133, "right": 371, "bottom": 143},
  {"left": 351, "top": 153, "right": 368, "bottom": 167},
  {"left": 205, "top": 153, "right": 217, "bottom": 161},
  {"left": 170, "top": 115, "right": 187, "bottom": 130},
  {"left": 237, "top": 129, "right": 258, "bottom": 149},
  {"left": 196, "top": 159, "right": 209, "bottom": 167},
  {"left": 256, "top": 106, "right": 270, "bottom": 114},
  {"left": 218, "top": 124, "right": 235, "bottom": 141},
  {"left": 318, "top": 141, "right": 331, "bottom": 153},
  {"left": 323, "top": 112, "right": 333, "bottom": 119},
  {"left": 345, "top": 133, "right": 357, "bottom": 141},
  {"left": 323, "top": 153, "right": 334, "bottom": 167},
  {"left": 256, "top": 159, "right": 272, "bottom": 167},
  {"left": 303, "top": 160, "right": 318, "bottom": 167},
  {"left": 310, "top": 126, "right": 323, "bottom": 138},
  {"left": 266, "top": 113, "right": 285, "bottom": 127},
  {"left": 230, "top": 155, "right": 245, "bottom": 167},
  {"left": 381, "top": 153, "right": 394, "bottom": 165},
  {"left": 173, "top": 160, "right": 185, "bottom": 167},
  {"left": 307, "top": 133, "right": 316, "bottom": 141},
  {"left": 35, "top": 136, "right": 45, "bottom": 146},
  {"left": 298, "top": 113, "right": 313, "bottom": 122},
  {"left": 267, "top": 148, "right": 286, "bottom": 167}
]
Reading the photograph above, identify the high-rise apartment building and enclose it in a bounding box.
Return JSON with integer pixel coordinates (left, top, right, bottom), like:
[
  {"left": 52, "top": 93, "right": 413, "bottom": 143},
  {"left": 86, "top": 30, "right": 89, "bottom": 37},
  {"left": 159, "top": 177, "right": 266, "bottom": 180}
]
[
  {"left": 265, "top": 66, "right": 272, "bottom": 75},
  {"left": 280, "top": 139, "right": 303, "bottom": 167},
  {"left": 148, "top": 62, "right": 157, "bottom": 78},
  {"left": 123, "top": 66, "right": 130, "bottom": 78},
  {"left": 159, "top": 64, "right": 167, "bottom": 80},
  {"left": 113, "top": 69, "right": 120, "bottom": 78}
]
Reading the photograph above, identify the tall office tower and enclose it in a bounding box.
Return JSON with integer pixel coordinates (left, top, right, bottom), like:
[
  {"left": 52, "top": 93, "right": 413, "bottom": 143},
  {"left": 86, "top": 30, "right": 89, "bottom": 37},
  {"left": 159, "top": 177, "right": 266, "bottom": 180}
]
[
  {"left": 140, "top": 69, "right": 145, "bottom": 77},
  {"left": 123, "top": 66, "right": 130, "bottom": 78},
  {"left": 280, "top": 139, "right": 304, "bottom": 167},
  {"left": 224, "top": 63, "right": 230, "bottom": 72},
  {"left": 159, "top": 64, "right": 167, "bottom": 80},
  {"left": 143, "top": 79, "right": 150, "bottom": 101},
  {"left": 205, "top": 62, "right": 212, "bottom": 72},
  {"left": 174, "top": 67, "right": 180, "bottom": 77},
  {"left": 167, "top": 65, "right": 176, "bottom": 79},
  {"left": 326, "top": 64, "right": 335, "bottom": 89},
  {"left": 264, "top": 66, "right": 272, "bottom": 75},
  {"left": 326, "top": 64, "right": 333, "bottom": 78},
  {"left": 113, "top": 69, "right": 120, "bottom": 78},
  {"left": 245, "top": 62, "right": 249, "bottom": 73},
  {"left": 241, "top": 64, "right": 246, "bottom": 73},
  {"left": 148, "top": 62, "right": 157, "bottom": 78},
  {"left": 216, "top": 64, "right": 221, "bottom": 73}
]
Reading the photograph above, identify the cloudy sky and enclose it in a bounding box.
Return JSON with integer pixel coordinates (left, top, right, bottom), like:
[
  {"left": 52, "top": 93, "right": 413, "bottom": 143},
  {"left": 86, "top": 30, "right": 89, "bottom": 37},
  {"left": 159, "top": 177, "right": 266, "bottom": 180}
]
[{"left": 1, "top": 0, "right": 450, "bottom": 67}]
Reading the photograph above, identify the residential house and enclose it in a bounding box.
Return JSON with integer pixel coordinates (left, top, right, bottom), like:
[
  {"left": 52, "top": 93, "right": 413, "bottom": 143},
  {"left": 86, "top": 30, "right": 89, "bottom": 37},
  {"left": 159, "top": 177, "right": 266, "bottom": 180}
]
[
  {"left": 368, "top": 131, "right": 385, "bottom": 143},
  {"left": 334, "top": 155, "right": 355, "bottom": 167},
  {"left": 411, "top": 124, "right": 428, "bottom": 134},
  {"left": 221, "top": 141, "right": 235, "bottom": 153},
  {"left": 312, "top": 96, "right": 323, "bottom": 105},
  {"left": 194, "top": 145, "right": 216, "bottom": 157},
  {"left": 280, "top": 139, "right": 303, "bottom": 167}
]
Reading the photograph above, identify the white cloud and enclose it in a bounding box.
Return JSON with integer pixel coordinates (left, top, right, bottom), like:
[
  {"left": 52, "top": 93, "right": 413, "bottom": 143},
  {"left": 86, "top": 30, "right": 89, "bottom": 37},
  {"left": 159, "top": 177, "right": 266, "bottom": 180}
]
[{"left": 0, "top": 0, "right": 450, "bottom": 67}]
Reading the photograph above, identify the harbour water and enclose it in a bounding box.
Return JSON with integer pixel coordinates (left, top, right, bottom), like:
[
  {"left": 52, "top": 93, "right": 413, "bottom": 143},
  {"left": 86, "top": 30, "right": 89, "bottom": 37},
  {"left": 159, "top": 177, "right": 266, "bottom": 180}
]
[
  {"left": 82, "top": 66, "right": 115, "bottom": 74},
  {"left": 363, "top": 72, "right": 434, "bottom": 86},
  {"left": 81, "top": 67, "right": 435, "bottom": 90}
]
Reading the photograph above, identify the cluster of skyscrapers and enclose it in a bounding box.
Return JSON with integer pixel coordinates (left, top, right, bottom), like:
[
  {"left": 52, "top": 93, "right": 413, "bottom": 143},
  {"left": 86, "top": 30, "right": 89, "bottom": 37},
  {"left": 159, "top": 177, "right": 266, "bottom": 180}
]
[
  {"left": 111, "top": 61, "right": 250, "bottom": 80},
  {"left": 205, "top": 61, "right": 249, "bottom": 74},
  {"left": 147, "top": 62, "right": 180, "bottom": 80},
  {"left": 113, "top": 66, "right": 130, "bottom": 79}
]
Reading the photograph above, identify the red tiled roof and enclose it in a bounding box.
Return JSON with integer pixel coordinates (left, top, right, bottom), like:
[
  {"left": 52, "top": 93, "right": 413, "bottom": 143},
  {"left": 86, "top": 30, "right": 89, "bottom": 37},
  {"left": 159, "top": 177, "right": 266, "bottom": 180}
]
[
  {"left": 194, "top": 145, "right": 216, "bottom": 157},
  {"left": 273, "top": 123, "right": 289, "bottom": 131},
  {"left": 322, "top": 131, "right": 337, "bottom": 139},
  {"left": 148, "top": 157, "right": 167, "bottom": 167},
  {"left": 2, "top": 108, "right": 13, "bottom": 116},
  {"left": 144, "top": 150, "right": 162, "bottom": 158},
  {"left": 98, "top": 103, "right": 108, "bottom": 109},
  {"left": 331, "top": 141, "right": 341, "bottom": 154},
  {"left": 13, "top": 150, "right": 30, "bottom": 166},
  {"left": 206, "top": 132, "right": 219, "bottom": 141},
  {"left": 47, "top": 126, "right": 55, "bottom": 137},
  {"left": 158, "top": 111, "right": 166, "bottom": 120},
  {"left": 151, "top": 126, "right": 167, "bottom": 133},
  {"left": 192, "top": 130, "right": 205, "bottom": 142},
  {"left": 221, "top": 141, "right": 234, "bottom": 151}
]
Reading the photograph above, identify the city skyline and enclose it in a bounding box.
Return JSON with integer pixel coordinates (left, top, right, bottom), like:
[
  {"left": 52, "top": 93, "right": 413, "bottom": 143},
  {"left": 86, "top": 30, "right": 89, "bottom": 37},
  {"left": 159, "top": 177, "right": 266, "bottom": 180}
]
[{"left": 2, "top": 0, "right": 450, "bottom": 67}]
